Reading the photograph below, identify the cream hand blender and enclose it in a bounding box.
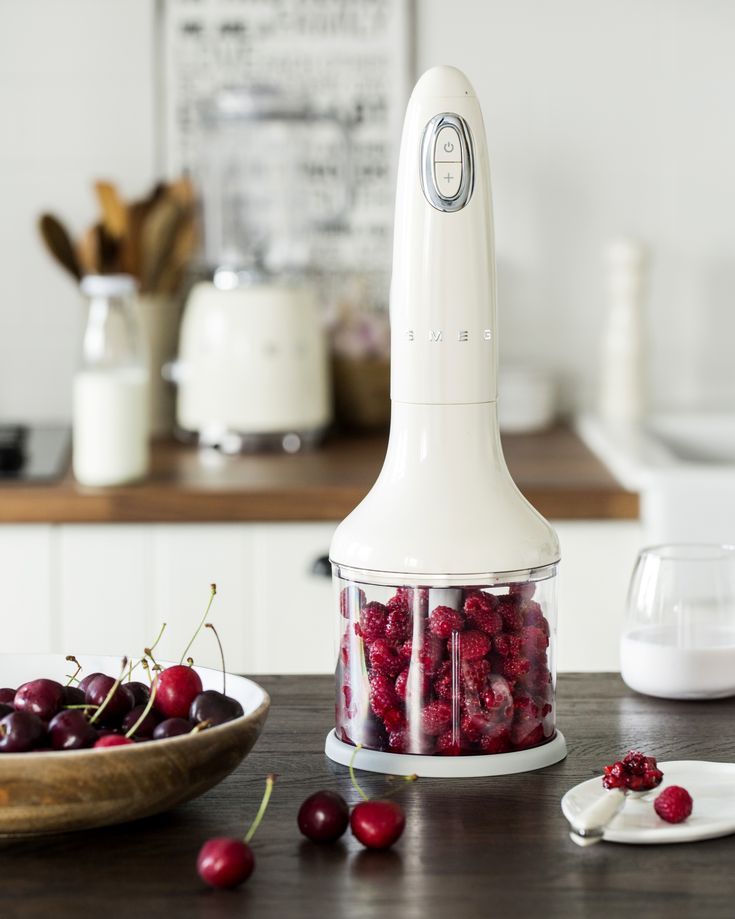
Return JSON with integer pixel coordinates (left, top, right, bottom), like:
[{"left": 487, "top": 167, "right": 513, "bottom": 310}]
[{"left": 325, "top": 66, "right": 566, "bottom": 777}]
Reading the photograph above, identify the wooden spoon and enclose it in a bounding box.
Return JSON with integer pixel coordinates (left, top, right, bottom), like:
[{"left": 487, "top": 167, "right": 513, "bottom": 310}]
[
  {"left": 95, "top": 180, "right": 128, "bottom": 240},
  {"left": 38, "top": 213, "right": 81, "bottom": 280},
  {"left": 141, "top": 195, "right": 182, "bottom": 294}
]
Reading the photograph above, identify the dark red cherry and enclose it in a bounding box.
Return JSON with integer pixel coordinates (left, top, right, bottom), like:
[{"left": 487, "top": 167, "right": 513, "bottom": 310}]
[
  {"left": 125, "top": 681, "right": 150, "bottom": 706},
  {"left": 84, "top": 675, "right": 134, "bottom": 725},
  {"left": 189, "top": 690, "right": 243, "bottom": 726},
  {"left": 152, "top": 717, "right": 193, "bottom": 739},
  {"left": 78, "top": 672, "right": 104, "bottom": 694},
  {"left": 62, "top": 685, "right": 86, "bottom": 707},
  {"left": 0, "top": 688, "right": 16, "bottom": 705},
  {"left": 121, "top": 704, "right": 160, "bottom": 738},
  {"left": 0, "top": 711, "right": 44, "bottom": 752},
  {"left": 14, "top": 679, "right": 64, "bottom": 721},
  {"left": 0, "top": 703, "right": 14, "bottom": 719},
  {"left": 298, "top": 790, "right": 349, "bottom": 843},
  {"left": 48, "top": 710, "right": 96, "bottom": 750},
  {"left": 350, "top": 800, "right": 406, "bottom": 850}
]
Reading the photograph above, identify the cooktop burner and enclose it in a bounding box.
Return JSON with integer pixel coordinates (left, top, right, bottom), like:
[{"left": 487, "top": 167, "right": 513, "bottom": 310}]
[{"left": 0, "top": 425, "right": 70, "bottom": 482}]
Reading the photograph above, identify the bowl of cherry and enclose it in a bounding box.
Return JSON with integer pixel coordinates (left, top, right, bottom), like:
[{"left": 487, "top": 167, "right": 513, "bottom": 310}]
[{"left": 0, "top": 653, "right": 270, "bottom": 836}]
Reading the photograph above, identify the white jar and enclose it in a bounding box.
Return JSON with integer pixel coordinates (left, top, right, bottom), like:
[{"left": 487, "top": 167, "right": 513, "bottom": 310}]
[{"left": 73, "top": 275, "right": 150, "bottom": 486}]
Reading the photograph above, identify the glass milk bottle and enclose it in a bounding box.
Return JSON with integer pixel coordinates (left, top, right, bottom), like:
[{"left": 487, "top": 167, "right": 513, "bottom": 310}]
[{"left": 73, "top": 275, "right": 150, "bottom": 486}]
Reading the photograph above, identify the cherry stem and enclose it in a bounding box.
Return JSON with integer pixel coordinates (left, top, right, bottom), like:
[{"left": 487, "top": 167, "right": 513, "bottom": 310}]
[
  {"left": 141, "top": 658, "right": 153, "bottom": 686},
  {"left": 205, "top": 622, "right": 226, "bottom": 694},
  {"left": 348, "top": 744, "right": 369, "bottom": 802},
  {"left": 180, "top": 584, "right": 217, "bottom": 665},
  {"left": 124, "top": 674, "right": 159, "bottom": 739},
  {"left": 89, "top": 657, "right": 128, "bottom": 725},
  {"left": 144, "top": 646, "right": 160, "bottom": 669},
  {"left": 191, "top": 719, "right": 212, "bottom": 734},
  {"left": 148, "top": 621, "right": 167, "bottom": 654},
  {"left": 64, "top": 704, "right": 99, "bottom": 711},
  {"left": 64, "top": 655, "right": 82, "bottom": 687},
  {"left": 244, "top": 774, "right": 277, "bottom": 844}
]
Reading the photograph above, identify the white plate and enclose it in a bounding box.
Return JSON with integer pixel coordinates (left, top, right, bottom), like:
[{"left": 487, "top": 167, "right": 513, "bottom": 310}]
[{"left": 561, "top": 761, "right": 735, "bottom": 844}]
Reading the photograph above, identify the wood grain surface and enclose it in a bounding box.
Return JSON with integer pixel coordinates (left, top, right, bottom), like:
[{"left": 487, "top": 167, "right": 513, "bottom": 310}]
[
  {"left": 1, "top": 673, "right": 732, "bottom": 919},
  {"left": 0, "top": 425, "right": 638, "bottom": 523}
]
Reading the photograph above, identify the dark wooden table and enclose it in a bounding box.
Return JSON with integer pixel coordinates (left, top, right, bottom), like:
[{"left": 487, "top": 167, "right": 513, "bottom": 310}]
[{"left": 2, "top": 674, "right": 732, "bottom": 919}]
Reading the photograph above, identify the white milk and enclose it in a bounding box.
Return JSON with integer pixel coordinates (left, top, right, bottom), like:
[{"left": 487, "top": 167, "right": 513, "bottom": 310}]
[
  {"left": 621, "top": 624, "right": 735, "bottom": 700},
  {"left": 73, "top": 368, "right": 149, "bottom": 486}
]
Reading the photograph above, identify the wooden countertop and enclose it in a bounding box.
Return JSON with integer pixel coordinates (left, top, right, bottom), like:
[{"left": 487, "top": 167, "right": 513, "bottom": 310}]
[
  {"left": 0, "top": 425, "right": 638, "bottom": 523},
  {"left": 4, "top": 673, "right": 732, "bottom": 919}
]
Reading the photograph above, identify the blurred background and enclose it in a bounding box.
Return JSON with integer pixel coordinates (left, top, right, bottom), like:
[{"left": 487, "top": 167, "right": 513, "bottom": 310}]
[{"left": 1, "top": 0, "right": 734, "bottom": 674}]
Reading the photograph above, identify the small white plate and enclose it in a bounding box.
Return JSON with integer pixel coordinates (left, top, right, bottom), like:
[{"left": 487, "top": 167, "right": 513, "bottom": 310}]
[{"left": 561, "top": 761, "right": 735, "bottom": 844}]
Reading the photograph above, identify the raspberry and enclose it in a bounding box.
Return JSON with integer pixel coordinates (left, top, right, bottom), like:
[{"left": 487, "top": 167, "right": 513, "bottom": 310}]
[
  {"left": 357, "top": 601, "right": 388, "bottom": 643},
  {"left": 509, "top": 582, "right": 536, "bottom": 602},
  {"left": 493, "top": 633, "right": 522, "bottom": 658},
  {"left": 461, "top": 710, "right": 494, "bottom": 743},
  {"left": 368, "top": 673, "right": 398, "bottom": 717},
  {"left": 502, "top": 655, "right": 532, "bottom": 680},
  {"left": 433, "top": 664, "right": 462, "bottom": 703},
  {"left": 513, "top": 696, "right": 540, "bottom": 723},
  {"left": 464, "top": 592, "right": 504, "bottom": 635},
  {"left": 436, "top": 730, "right": 462, "bottom": 756},
  {"left": 522, "top": 601, "right": 550, "bottom": 635},
  {"left": 387, "top": 593, "right": 409, "bottom": 614},
  {"left": 388, "top": 728, "right": 408, "bottom": 753},
  {"left": 421, "top": 700, "right": 452, "bottom": 736},
  {"left": 385, "top": 605, "right": 411, "bottom": 643},
  {"left": 394, "top": 667, "right": 430, "bottom": 700},
  {"left": 450, "top": 629, "right": 491, "bottom": 661},
  {"left": 368, "top": 639, "right": 403, "bottom": 677},
  {"left": 460, "top": 658, "right": 490, "bottom": 692},
  {"left": 479, "top": 723, "right": 512, "bottom": 754},
  {"left": 428, "top": 605, "right": 465, "bottom": 639},
  {"left": 522, "top": 663, "right": 552, "bottom": 696},
  {"left": 520, "top": 625, "right": 549, "bottom": 658},
  {"left": 398, "top": 639, "right": 413, "bottom": 663},
  {"left": 481, "top": 675, "right": 513, "bottom": 719},
  {"left": 602, "top": 751, "right": 664, "bottom": 791},
  {"left": 496, "top": 596, "right": 524, "bottom": 632},
  {"left": 382, "top": 707, "right": 406, "bottom": 733},
  {"left": 654, "top": 786, "right": 693, "bottom": 824}
]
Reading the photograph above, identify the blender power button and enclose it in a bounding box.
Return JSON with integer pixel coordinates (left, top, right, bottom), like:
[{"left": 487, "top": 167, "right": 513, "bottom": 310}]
[
  {"left": 435, "top": 127, "right": 461, "bottom": 162},
  {"left": 421, "top": 113, "right": 474, "bottom": 212}
]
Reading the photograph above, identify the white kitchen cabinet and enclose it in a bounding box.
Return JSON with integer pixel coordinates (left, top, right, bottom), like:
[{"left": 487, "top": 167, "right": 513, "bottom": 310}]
[
  {"left": 0, "top": 525, "right": 54, "bottom": 653},
  {"left": 151, "top": 525, "right": 256, "bottom": 673},
  {"left": 251, "top": 523, "right": 336, "bottom": 674},
  {"left": 57, "top": 525, "right": 153, "bottom": 658}
]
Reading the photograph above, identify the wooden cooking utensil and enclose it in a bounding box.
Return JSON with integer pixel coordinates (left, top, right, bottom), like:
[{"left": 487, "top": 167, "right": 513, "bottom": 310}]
[
  {"left": 141, "top": 195, "right": 183, "bottom": 294},
  {"left": 38, "top": 213, "right": 81, "bottom": 280},
  {"left": 94, "top": 180, "right": 128, "bottom": 240}
]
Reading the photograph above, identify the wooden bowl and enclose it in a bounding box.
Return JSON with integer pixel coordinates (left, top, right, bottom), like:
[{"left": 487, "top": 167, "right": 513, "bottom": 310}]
[{"left": 0, "top": 654, "right": 270, "bottom": 836}]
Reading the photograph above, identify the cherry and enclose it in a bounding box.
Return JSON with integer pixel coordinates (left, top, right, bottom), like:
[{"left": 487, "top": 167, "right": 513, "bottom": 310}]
[
  {"left": 0, "top": 688, "right": 16, "bottom": 704},
  {"left": 155, "top": 666, "right": 203, "bottom": 719},
  {"left": 0, "top": 703, "right": 13, "bottom": 719},
  {"left": 197, "top": 838, "right": 255, "bottom": 889},
  {"left": 346, "top": 744, "right": 412, "bottom": 850},
  {"left": 121, "top": 704, "right": 159, "bottom": 739},
  {"left": 153, "top": 717, "right": 193, "bottom": 739},
  {"left": 48, "top": 710, "right": 96, "bottom": 750},
  {"left": 126, "top": 681, "right": 150, "bottom": 706},
  {"left": 85, "top": 674, "right": 134, "bottom": 726},
  {"left": 94, "top": 734, "right": 133, "bottom": 748},
  {"left": 298, "top": 790, "right": 349, "bottom": 843},
  {"left": 62, "top": 685, "right": 86, "bottom": 707},
  {"left": 14, "top": 679, "right": 64, "bottom": 722},
  {"left": 0, "top": 711, "right": 44, "bottom": 752},
  {"left": 350, "top": 801, "right": 406, "bottom": 850},
  {"left": 197, "top": 773, "right": 276, "bottom": 889},
  {"left": 78, "top": 672, "right": 104, "bottom": 694},
  {"left": 189, "top": 690, "right": 243, "bottom": 726}
]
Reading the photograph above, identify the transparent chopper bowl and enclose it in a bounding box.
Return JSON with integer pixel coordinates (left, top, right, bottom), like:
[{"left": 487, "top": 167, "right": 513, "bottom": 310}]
[{"left": 333, "top": 565, "right": 558, "bottom": 758}]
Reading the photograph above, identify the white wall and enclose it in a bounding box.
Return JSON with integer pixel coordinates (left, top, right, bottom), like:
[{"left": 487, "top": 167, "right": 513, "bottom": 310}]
[{"left": 1, "top": 0, "right": 734, "bottom": 420}]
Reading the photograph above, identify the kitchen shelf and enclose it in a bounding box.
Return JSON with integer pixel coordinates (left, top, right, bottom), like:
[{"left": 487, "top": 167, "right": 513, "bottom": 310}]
[{"left": 0, "top": 424, "right": 638, "bottom": 523}]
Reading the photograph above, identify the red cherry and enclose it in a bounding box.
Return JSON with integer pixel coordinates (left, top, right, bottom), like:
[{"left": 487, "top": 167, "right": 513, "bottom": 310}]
[
  {"left": 154, "top": 666, "right": 203, "bottom": 719},
  {"left": 94, "top": 734, "right": 134, "bottom": 748},
  {"left": 197, "top": 837, "right": 254, "bottom": 889},
  {"left": 14, "top": 679, "right": 64, "bottom": 721},
  {"left": 350, "top": 800, "right": 406, "bottom": 850},
  {"left": 297, "top": 790, "right": 349, "bottom": 843}
]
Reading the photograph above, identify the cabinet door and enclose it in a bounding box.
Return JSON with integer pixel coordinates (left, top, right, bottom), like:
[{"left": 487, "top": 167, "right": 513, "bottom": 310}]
[
  {"left": 151, "top": 525, "right": 256, "bottom": 673},
  {"left": 251, "top": 522, "right": 336, "bottom": 674},
  {"left": 57, "top": 525, "right": 152, "bottom": 657},
  {"left": 553, "top": 520, "right": 643, "bottom": 672},
  {"left": 0, "top": 525, "right": 53, "bottom": 653}
]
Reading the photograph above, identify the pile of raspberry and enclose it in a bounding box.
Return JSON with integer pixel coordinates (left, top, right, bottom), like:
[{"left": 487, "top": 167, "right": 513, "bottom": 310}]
[
  {"left": 336, "top": 582, "right": 555, "bottom": 756},
  {"left": 602, "top": 750, "right": 664, "bottom": 792}
]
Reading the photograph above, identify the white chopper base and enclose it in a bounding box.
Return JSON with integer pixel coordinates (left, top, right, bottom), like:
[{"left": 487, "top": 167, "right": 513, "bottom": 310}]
[{"left": 325, "top": 729, "right": 567, "bottom": 778}]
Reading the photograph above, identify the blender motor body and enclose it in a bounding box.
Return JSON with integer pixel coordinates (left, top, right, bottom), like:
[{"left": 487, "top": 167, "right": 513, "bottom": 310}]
[{"left": 326, "top": 66, "right": 566, "bottom": 776}]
